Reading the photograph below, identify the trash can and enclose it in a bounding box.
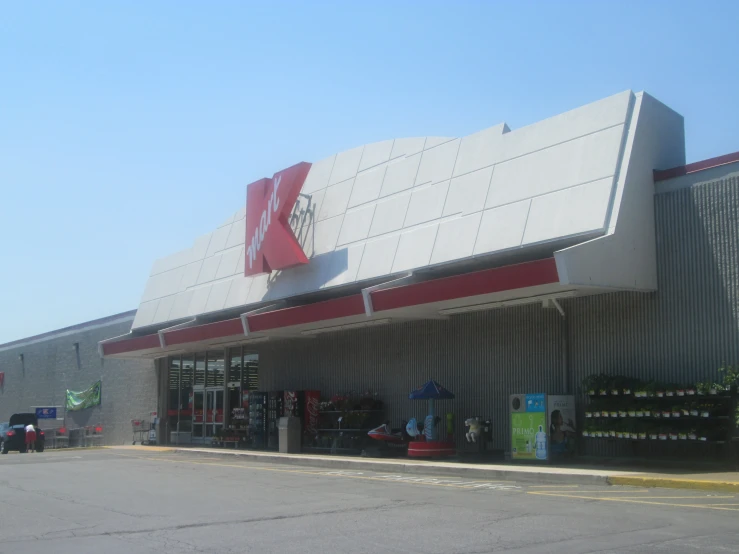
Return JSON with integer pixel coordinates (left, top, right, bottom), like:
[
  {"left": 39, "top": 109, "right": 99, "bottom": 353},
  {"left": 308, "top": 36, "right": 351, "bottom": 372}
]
[{"left": 278, "top": 416, "right": 302, "bottom": 453}]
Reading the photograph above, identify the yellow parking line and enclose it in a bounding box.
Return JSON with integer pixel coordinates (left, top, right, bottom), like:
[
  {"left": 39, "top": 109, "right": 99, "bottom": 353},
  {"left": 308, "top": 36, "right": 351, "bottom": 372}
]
[
  {"left": 528, "top": 491, "right": 739, "bottom": 512},
  {"left": 113, "top": 453, "right": 523, "bottom": 492},
  {"left": 528, "top": 485, "right": 579, "bottom": 488}
]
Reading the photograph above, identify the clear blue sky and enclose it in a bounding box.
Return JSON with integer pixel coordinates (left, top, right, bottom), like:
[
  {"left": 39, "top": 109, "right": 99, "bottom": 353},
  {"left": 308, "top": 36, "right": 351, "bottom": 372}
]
[{"left": 1, "top": 1, "right": 737, "bottom": 344}]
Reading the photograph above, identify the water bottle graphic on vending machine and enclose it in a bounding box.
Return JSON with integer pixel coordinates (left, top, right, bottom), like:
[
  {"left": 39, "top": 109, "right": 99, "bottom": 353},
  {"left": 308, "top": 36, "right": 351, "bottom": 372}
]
[{"left": 535, "top": 425, "right": 548, "bottom": 460}]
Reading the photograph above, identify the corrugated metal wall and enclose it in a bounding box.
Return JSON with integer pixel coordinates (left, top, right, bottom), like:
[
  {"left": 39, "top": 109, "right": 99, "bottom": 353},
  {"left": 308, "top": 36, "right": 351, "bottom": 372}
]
[
  {"left": 260, "top": 308, "right": 564, "bottom": 450},
  {"left": 258, "top": 174, "right": 739, "bottom": 454},
  {"left": 564, "top": 174, "right": 739, "bottom": 455}
]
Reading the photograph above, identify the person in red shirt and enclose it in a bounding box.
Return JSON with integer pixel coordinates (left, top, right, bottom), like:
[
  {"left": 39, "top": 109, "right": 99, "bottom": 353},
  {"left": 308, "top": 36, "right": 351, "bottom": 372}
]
[{"left": 24, "top": 424, "right": 37, "bottom": 453}]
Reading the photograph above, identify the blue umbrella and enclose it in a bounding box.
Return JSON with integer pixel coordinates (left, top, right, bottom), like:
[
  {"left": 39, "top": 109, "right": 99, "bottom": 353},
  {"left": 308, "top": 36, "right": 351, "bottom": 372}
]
[
  {"left": 409, "top": 380, "right": 455, "bottom": 440},
  {"left": 409, "top": 380, "right": 455, "bottom": 400}
]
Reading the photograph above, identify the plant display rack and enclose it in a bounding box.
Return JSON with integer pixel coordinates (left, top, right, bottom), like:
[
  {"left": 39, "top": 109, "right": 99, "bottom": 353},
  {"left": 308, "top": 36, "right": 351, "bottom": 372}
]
[{"left": 581, "top": 372, "right": 739, "bottom": 460}]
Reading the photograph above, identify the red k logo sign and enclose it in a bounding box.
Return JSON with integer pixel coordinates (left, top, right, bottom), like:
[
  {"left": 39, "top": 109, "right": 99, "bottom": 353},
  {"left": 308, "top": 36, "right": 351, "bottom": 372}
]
[{"left": 245, "top": 162, "right": 312, "bottom": 276}]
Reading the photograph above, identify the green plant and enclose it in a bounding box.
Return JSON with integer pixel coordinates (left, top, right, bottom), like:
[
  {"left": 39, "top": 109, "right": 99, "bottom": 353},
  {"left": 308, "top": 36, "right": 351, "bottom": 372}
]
[{"left": 718, "top": 364, "right": 739, "bottom": 390}]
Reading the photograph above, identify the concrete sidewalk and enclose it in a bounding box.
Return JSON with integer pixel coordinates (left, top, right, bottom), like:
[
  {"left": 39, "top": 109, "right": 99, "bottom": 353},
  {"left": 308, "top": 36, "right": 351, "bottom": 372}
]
[{"left": 106, "top": 445, "right": 739, "bottom": 491}]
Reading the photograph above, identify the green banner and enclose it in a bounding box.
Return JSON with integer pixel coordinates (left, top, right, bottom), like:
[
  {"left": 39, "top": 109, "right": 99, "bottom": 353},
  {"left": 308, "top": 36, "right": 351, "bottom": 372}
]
[{"left": 66, "top": 381, "right": 102, "bottom": 412}]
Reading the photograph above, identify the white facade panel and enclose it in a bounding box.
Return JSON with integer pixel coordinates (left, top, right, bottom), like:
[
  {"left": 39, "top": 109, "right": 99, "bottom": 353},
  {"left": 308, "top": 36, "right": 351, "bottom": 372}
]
[
  {"left": 430, "top": 212, "right": 482, "bottom": 265},
  {"left": 337, "top": 204, "right": 375, "bottom": 246},
  {"left": 204, "top": 279, "right": 233, "bottom": 314},
  {"left": 301, "top": 154, "right": 335, "bottom": 194},
  {"left": 486, "top": 124, "right": 623, "bottom": 209},
  {"left": 168, "top": 290, "right": 195, "bottom": 322},
  {"left": 187, "top": 286, "right": 212, "bottom": 317},
  {"left": 224, "top": 275, "right": 252, "bottom": 310},
  {"left": 329, "top": 146, "right": 364, "bottom": 185},
  {"left": 356, "top": 234, "right": 400, "bottom": 281},
  {"left": 369, "top": 194, "right": 412, "bottom": 237},
  {"left": 443, "top": 167, "right": 494, "bottom": 217},
  {"left": 225, "top": 217, "right": 246, "bottom": 250},
  {"left": 392, "top": 224, "right": 438, "bottom": 272},
  {"left": 348, "top": 165, "right": 386, "bottom": 208},
  {"left": 133, "top": 300, "right": 160, "bottom": 328},
  {"left": 179, "top": 262, "right": 202, "bottom": 292},
  {"left": 522, "top": 177, "right": 612, "bottom": 245},
  {"left": 322, "top": 244, "right": 365, "bottom": 289},
  {"left": 358, "top": 139, "right": 393, "bottom": 172},
  {"left": 303, "top": 217, "right": 343, "bottom": 258},
  {"left": 379, "top": 154, "right": 421, "bottom": 197},
  {"left": 215, "top": 246, "right": 243, "bottom": 280},
  {"left": 452, "top": 123, "right": 509, "bottom": 178},
  {"left": 205, "top": 225, "right": 231, "bottom": 258},
  {"left": 390, "top": 137, "right": 425, "bottom": 160},
  {"left": 151, "top": 294, "right": 175, "bottom": 325},
  {"left": 196, "top": 253, "right": 222, "bottom": 285},
  {"left": 318, "top": 178, "right": 355, "bottom": 221},
  {"left": 474, "top": 200, "right": 531, "bottom": 255},
  {"left": 415, "top": 139, "right": 460, "bottom": 186},
  {"left": 404, "top": 181, "right": 449, "bottom": 227}
]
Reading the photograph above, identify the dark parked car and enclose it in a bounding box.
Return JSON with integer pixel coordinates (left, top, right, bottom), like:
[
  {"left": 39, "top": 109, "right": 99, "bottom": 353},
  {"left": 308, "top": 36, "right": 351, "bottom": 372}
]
[{"left": 1, "top": 413, "right": 45, "bottom": 454}]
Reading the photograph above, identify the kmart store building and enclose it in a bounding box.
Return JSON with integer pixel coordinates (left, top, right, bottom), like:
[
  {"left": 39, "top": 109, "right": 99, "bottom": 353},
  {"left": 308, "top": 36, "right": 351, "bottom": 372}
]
[{"left": 101, "top": 90, "right": 739, "bottom": 458}]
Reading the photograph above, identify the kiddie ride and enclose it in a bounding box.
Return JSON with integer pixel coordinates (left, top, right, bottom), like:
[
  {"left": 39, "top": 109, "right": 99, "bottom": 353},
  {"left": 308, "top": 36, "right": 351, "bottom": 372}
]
[{"left": 367, "top": 380, "right": 456, "bottom": 458}]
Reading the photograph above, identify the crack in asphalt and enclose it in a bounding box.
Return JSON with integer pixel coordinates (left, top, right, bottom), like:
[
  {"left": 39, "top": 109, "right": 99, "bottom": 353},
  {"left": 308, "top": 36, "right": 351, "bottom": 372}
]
[{"left": 1, "top": 500, "right": 424, "bottom": 544}]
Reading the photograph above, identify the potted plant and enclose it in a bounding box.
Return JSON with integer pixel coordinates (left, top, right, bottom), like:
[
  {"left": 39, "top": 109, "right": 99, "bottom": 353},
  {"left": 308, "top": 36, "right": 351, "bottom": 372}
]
[
  {"left": 648, "top": 424, "right": 658, "bottom": 440},
  {"left": 719, "top": 364, "right": 739, "bottom": 394},
  {"left": 671, "top": 405, "right": 682, "bottom": 418}
]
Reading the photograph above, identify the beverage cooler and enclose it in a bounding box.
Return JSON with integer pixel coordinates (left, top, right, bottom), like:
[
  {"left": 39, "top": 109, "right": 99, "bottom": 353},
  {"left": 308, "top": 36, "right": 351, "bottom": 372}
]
[
  {"left": 248, "top": 392, "right": 267, "bottom": 448},
  {"left": 283, "top": 390, "right": 320, "bottom": 441},
  {"left": 267, "top": 391, "right": 284, "bottom": 449},
  {"left": 509, "top": 394, "right": 576, "bottom": 461}
]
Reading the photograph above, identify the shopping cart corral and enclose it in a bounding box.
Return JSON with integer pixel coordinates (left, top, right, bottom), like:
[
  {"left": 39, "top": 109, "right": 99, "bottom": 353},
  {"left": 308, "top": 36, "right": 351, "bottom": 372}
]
[{"left": 131, "top": 419, "right": 156, "bottom": 445}]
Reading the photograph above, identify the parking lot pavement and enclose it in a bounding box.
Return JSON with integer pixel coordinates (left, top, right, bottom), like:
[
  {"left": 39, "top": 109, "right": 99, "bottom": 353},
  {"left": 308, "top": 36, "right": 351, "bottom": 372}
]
[{"left": 1, "top": 449, "right": 738, "bottom": 553}]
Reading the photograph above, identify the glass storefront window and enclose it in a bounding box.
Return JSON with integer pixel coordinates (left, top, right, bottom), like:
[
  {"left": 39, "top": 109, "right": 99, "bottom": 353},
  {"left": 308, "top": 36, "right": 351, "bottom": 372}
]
[
  {"left": 228, "top": 348, "right": 242, "bottom": 385},
  {"left": 207, "top": 350, "right": 225, "bottom": 387},
  {"left": 194, "top": 353, "right": 205, "bottom": 386},
  {"left": 168, "top": 357, "right": 181, "bottom": 424},
  {"left": 179, "top": 356, "right": 194, "bottom": 433},
  {"left": 244, "top": 353, "right": 258, "bottom": 391}
]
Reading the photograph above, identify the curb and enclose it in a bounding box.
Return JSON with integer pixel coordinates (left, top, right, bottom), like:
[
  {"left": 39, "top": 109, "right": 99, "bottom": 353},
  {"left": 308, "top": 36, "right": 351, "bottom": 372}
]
[
  {"left": 608, "top": 475, "right": 739, "bottom": 493},
  {"left": 151, "top": 447, "right": 616, "bottom": 486}
]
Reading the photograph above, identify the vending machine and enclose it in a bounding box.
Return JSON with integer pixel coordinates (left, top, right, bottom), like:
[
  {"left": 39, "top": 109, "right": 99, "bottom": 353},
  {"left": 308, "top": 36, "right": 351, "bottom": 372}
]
[
  {"left": 267, "top": 391, "right": 284, "bottom": 449},
  {"left": 283, "top": 390, "right": 321, "bottom": 439},
  {"left": 509, "top": 394, "right": 576, "bottom": 461}
]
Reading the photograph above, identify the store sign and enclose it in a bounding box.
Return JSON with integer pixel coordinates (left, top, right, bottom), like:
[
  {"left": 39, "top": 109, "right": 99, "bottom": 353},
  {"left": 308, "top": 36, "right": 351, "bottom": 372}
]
[
  {"left": 245, "top": 162, "right": 312, "bottom": 276},
  {"left": 35, "top": 407, "right": 57, "bottom": 419}
]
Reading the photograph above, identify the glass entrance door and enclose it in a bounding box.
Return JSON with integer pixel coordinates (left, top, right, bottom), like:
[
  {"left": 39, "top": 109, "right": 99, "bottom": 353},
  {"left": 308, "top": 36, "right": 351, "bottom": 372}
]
[
  {"left": 206, "top": 388, "right": 224, "bottom": 437},
  {"left": 192, "top": 389, "right": 205, "bottom": 440}
]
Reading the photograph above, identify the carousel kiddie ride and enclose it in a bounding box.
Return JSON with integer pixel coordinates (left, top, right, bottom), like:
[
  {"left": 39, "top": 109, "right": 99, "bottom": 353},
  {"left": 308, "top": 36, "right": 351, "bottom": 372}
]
[
  {"left": 367, "top": 380, "right": 457, "bottom": 458},
  {"left": 406, "top": 380, "right": 456, "bottom": 458}
]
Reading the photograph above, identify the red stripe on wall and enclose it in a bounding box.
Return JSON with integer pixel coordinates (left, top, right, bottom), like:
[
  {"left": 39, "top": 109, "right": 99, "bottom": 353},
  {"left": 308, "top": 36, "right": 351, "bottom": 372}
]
[
  {"left": 102, "top": 333, "right": 161, "bottom": 356},
  {"left": 653, "top": 151, "right": 739, "bottom": 182},
  {"left": 370, "top": 258, "right": 560, "bottom": 312},
  {"left": 247, "top": 294, "right": 366, "bottom": 332},
  {"left": 164, "top": 318, "right": 243, "bottom": 346}
]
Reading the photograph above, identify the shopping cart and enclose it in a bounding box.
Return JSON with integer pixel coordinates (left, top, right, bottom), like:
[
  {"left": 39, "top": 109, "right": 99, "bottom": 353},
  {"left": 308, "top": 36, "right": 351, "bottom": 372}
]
[{"left": 131, "top": 419, "right": 150, "bottom": 445}]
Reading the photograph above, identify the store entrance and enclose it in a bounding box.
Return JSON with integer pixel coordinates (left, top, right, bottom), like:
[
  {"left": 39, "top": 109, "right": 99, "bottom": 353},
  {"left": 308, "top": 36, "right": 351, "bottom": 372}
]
[
  {"left": 192, "top": 388, "right": 223, "bottom": 441},
  {"left": 205, "top": 388, "right": 224, "bottom": 437}
]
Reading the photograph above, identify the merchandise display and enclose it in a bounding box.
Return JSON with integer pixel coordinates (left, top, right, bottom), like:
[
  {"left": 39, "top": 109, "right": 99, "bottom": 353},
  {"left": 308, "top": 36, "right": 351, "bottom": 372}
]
[{"left": 581, "top": 372, "right": 738, "bottom": 459}]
